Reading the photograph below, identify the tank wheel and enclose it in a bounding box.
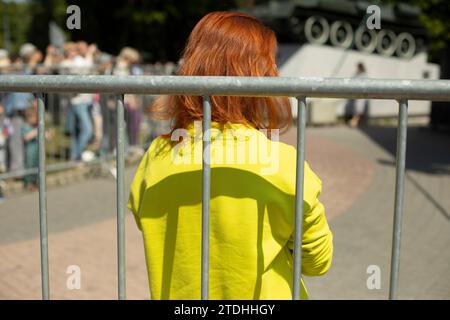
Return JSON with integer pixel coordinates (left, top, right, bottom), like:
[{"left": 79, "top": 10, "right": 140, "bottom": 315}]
[
  {"left": 396, "top": 32, "right": 416, "bottom": 59},
  {"left": 304, "top": 16, "right": 330, "bottom": 45},
  {"left": 330, "top": 20, "right": 353, "bottom": 49},
  {"left": 376, "top": 29, "right": 397, "bottom": 56},
  {"left": 355, "top": 27, "right": 377, "bottom": 53}
]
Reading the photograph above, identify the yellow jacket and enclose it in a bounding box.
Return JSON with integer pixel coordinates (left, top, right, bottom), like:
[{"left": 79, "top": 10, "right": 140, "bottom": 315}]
[{"left": 128, "top": 122, "right": 333, "bottom": 299}]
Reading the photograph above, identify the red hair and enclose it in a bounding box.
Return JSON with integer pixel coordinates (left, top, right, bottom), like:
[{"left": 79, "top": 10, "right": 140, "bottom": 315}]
[{"left": 151, "top": 11, "right": 292, "bottom": 133}]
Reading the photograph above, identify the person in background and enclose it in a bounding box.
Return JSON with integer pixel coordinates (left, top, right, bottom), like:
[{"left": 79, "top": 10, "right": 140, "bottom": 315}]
[
  {"left": 0, "top": 97, "right": 6, "bottom": 203},
  {"left": 0, "top": 49, "right": 11, "bottom": 72},
  {"left": 3, "top": 92, "right": 35, "bottom": 173},
  {"left": 77, "top": 41, "right": 97, "bottom": 67},
  {"left": 345, "top": 62, "right": 369, "bottom": 127},
  {"left": 96, "top": 53, "right": 114, "bottom": 75},
  {"left": 4, "top": 43, "right": 44, "bottom": 173},
  {"left": 60, "top": 42, "right": 95, "bottom": 160},
  {"left": 21, "top": 106, "right": 53, "bottom": 191},
  {"left": 18, "top": 43, "right": 43, "bottom": 75},
  {"left": 42, "top": 45, "right": 64, "bottom": 73},
  {"left": 91, "top": 94, "right": 103, "bottom": 155},
  {"left": 0, "top": 101, "right": 10, "bottom": 174},
  {"left": 114, "top": 47, "right": 144, "bottom": 152},
  {"left": 94, "top": 54, "right": 116, "bottom": 158}
]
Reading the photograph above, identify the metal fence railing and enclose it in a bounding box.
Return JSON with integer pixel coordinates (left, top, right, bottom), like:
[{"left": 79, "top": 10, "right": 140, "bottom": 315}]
[{"left": 1, "top": 75, "right": 449, "bottom": 300}]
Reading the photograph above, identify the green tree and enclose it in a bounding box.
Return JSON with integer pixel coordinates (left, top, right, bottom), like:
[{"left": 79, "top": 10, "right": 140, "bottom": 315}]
[
  {"left": 386, "top": 0, "right": 450, "bottom": 53},
  {"left": 25, "top": 0, "right": 237, "bottom": 62},
  {"left": 27, "top": 0, "right": 70, "bottom": 50},
  {"left": 386, "top": 0, "right": 450, "bottom": 78},
  {"left": 0, "top": 0, "right": 33, "bottom": 56}
]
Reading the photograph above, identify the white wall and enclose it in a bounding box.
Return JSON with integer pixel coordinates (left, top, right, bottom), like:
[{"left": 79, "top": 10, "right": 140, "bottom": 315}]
[{"left": 278, "top": 44, "right": 440, "bottom": 118}]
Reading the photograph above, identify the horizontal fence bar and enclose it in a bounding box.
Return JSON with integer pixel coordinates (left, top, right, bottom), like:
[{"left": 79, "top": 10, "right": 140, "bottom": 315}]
[{"left": 0, "top": 75, "right": 450, "bottom": 101}]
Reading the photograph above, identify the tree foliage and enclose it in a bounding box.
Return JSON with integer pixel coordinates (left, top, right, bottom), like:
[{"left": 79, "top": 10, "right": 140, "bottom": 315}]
[
  {"left": 386, "top": 0, "right": 450, "bottom": 52},
  {"left": 26, "top": 0, "right": 237, "bottom": 62},
  {"left": 1, "top": 0, "right": 448, "bottom": 62},
  {"left": 0, "top": 0, "right": 34, "bottom": 55}
]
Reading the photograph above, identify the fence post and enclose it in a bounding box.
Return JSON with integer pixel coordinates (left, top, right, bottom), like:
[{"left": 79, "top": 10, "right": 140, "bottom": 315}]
[
  {"left": 201, "top": 96, "right": 211, "bottom": 300},
  {"left": 389, "top": 99, "right": 408, "bottom": 300},
  {"left": 116, "top": 94, "right": 126, "bottom": 300},
  {"left": 292, "top": 97, "right": 307, "bottom": 300},
  {"left": 37, "top": 93, "right": 50, "bottom": 300}
]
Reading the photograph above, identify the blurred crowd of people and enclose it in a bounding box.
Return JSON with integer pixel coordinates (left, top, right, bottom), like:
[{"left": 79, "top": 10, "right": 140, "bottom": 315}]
[
  {"left": 0, "top": 41, "right": 177, "bottom": 75},
  {"left": 0, "top": 41, "right": 175, "bottom": 198}
]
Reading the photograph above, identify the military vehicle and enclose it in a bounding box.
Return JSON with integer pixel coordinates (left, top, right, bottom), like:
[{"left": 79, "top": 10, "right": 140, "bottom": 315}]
[{"left": 241, "top": 0, "right": 428, "bottom": 59}]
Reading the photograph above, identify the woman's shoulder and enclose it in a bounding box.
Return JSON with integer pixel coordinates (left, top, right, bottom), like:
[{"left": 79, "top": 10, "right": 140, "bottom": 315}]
[
  {"left": 276, "top": 140, "right": 321, "bottom": 181},
  {"left": 270, "top": 140, "right": 322, "bottom": 206},
  {"left": 145, "top": 134, "right": 173, "bottom": 160}
]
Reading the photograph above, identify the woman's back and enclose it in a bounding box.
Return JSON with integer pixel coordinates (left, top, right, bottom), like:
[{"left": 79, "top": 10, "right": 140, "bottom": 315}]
[{"left": 128, "top": 122, "right": 333, "bottom": 299}]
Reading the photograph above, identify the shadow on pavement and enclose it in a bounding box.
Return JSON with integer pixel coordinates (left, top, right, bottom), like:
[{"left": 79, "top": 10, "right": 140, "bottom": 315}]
[
  {"left": 358, "top": 125, "right": 450, "bottom": 175},
  {"left": 358, "top": 124, "right": 450, "bottom": 221}
]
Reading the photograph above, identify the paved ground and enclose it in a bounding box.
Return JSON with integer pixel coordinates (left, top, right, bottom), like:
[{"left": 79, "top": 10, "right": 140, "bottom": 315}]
[
  {"left": 303, "top": 125, "right": 450, "bottom": 299},
  {"left": 0, "top": 124, "right": 449, "bottom": 299}
]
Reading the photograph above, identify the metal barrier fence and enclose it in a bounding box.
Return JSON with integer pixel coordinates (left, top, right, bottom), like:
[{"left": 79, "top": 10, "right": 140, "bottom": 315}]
[{"left": 1, "top": 75, "right": 450, "bottom": 300}]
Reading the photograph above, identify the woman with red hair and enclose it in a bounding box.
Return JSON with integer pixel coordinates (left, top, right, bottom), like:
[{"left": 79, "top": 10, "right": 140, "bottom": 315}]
[{"left": 128, "top": 11, "right": 333, "bottom": 300}]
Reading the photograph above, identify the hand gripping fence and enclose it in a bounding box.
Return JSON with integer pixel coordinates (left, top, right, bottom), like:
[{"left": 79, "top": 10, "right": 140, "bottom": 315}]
[{"left": 1, "top": 75, "right": 449, "bottom": 300}]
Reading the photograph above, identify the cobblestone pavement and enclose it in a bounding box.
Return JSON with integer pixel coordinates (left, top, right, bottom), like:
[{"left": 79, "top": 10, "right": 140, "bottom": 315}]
[{"left": 0, "top": 125, "right": 448, "bottom": 299}]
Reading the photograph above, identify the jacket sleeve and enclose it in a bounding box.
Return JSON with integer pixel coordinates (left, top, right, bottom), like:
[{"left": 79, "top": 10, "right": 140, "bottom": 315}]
[
  {"left": 288, "top": 165, "right": 333, "bottom": 276},
  {"left": 127, "top": 150, "right": 150, "bottom": 231}
]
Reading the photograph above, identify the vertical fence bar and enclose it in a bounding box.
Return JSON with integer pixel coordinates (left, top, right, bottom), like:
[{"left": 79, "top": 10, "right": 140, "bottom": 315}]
[
  {"left": 116, "top": 94, "right": 126, "bottom": 300},
  {"left": 47, "top": 93, "right": 53, "bottom": 162},
  {"left": 201, "top": 96, "right": 211, "bottom": 300},
  {"left": 106, "top": 95, "right": 112, "bottom": 156},
  {"left": 292, "top": 97, "right": 307, "bottom": 300},
  {"left": 37, "top": 93, "right": 50, "bottom": 300},
  {"left": 60, "top": 95, "right": 66, "bottom": 160},
  {"left": 389, "top": 99, "right": 408, "bottom": 300}
]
